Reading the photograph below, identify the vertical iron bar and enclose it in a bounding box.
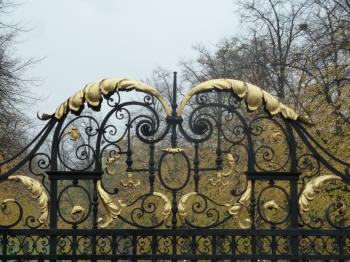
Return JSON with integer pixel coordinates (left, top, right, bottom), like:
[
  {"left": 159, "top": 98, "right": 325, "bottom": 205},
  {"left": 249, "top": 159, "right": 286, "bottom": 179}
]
[
  {"left": 149, "top": 144, "right": 155, "bottom": 193},
  {"left": 172, "top": 234, "right": 177, "bottom": 262},
  {"left": 171, "top": 72, "right": 178, "bottom": 148},
  {"left": 194, "top": 143, "right": 200, "bottom": 192},
  {"left": 171, "top": 190, "right": 178, "bottom": 228},
  {"left": 72, "top": 235, "right": 77, "bottom": 262},
  {"left": 290, "top": 177, "right": 299, "bottom": 262},
  {"left": 286, "top": 120, "right": 299, "bottom": 261},
  {"left": 132, "top": 235, "right": 137, "bottom": 262},
  {"left": 216, "top": 92, "right": 223, "bottom": 170},
  {"left": 93, "top": 179, "right": 98, "bottom": 228},
  {"left": 271, "top": 225, "right": 277, "bottom": 262},
  {"left": 231, "top": 235, "right": 236, "bottom": 262},
  {"left": 338, "top": 235, "right": 344, "bottom": 262},
  {"left": 92, "top": 179, "right": 98, "bottom": 262},
  {"left": 250, "top": 179, "right": 257, "bottom": 262},
  {"left": 49, "top": 116, "right": 65, "bottom": 262},
  {"left": 152, "top": 235, "right": 157, "bottom": 262},
  {"left": 212, "top": 234, "right": 217, "bottom": 261},
  {"left": 2, "top": 232, "right": 7, "bottom": 262},
  {"left": 49, "top": 178, "right": 57, "bottom": 262},
  {"left": 112, "top": 235, "right": 116, "bottom": 261},
  {"left": 192, "top": 235, "right": 197, "bottom": 262},
  {"left": 126, "top": 127, "right": 133, "bottom": 172}
]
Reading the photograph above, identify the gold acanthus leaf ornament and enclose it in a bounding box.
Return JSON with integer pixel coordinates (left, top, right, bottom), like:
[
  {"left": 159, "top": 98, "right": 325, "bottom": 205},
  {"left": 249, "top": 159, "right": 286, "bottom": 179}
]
[
  {"left": 105, "top": 154, "right": 121, "bottom": 175},
  {"left": 97, "top": 180, "right": 126, "bottom": 228},
  {"left": 177, "top": 79, "right": 312, "bottom": 125},
  {"left": 299, "top": 175, "right": 341, "bottom": 222},
  {"left": 226, "top": 181, "right": 252, "bottom": 229},
  {"left": 162, "top": 148, "right": 184, "bottom": 154},
  {"left": 46, "top": 79, "right": 171, "bottom": 120},
  {"left": 8, "top": 175, "right": 49, "bottom": 224},
  {"left": 60, "top": 128, "right": 81, "bottom": 141},
  {"left": 152, "top": 192, "right": 171, "bottom": 226},
  {"left": 178, "top": 192, "right": 197, "bottom": 225}
]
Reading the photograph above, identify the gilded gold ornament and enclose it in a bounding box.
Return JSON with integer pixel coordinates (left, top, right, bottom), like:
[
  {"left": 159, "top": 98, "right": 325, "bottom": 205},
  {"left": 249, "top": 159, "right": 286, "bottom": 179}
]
[
  {"left": 97, "top": 180, "right": 126, "bottom": 228},
  {"left": 37, "top": 112, "right": 53, "bottom": 121},
  {"left": 178, "top": 192, "right": 197, "bottom": 225},
  {"left": 60, "top": 127, "right": 81, "bottom": 141},
  {"left": 152, "top": 192, "right": 171, "bottom": 226},
  {"left": 178, "top": 79, "right": 311, "bottom": 124},
  {"left": 223, "top": 153, "right": 235, "bottom": 177},
  {"left": 162, "top": 148, "right": 184, "bottom": 154},
  {"left": 8, "top": 175, "right": 49, "bottom": 224},
  {"left": 209, "top": 153, "right": 235, "bottom": 189},
  {"left": 120, "top": 172, "right": 140, "bottom": 193},
  {"left": 70, "top": 205, "right": 86, "bottom": 221},
  {"left": 49, "top": 79, "right": 171, "bottom": 120},
  {"left": 226, "top": 181, "right": 252, "bottom": 229},
  {"left": 105, "top": 154, "right": 121, "bottom": 175},
  {"left": 299, "top": 175, "right": 341, "bottom": 222},
  {"left": 262, "top": 200, "right": 279, "bottom": 222}
]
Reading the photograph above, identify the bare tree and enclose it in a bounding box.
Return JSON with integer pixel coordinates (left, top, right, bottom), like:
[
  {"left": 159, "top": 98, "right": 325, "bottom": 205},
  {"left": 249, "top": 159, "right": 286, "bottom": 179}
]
[{"left": 0, "top": 1, "right": 39, "bottom": 157}]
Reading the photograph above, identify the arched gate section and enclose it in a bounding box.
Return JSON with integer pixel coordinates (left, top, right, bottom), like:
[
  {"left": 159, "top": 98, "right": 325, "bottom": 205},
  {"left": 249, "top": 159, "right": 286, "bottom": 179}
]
[{"left": 1, "top": 74, "right": 350, "bottom": 261}]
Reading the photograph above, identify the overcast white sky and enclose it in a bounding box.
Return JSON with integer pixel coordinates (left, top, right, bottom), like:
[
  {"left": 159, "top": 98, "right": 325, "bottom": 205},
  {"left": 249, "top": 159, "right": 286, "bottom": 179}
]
[{"left": 12, "top": 0, "right": 239, "bottom": 117}]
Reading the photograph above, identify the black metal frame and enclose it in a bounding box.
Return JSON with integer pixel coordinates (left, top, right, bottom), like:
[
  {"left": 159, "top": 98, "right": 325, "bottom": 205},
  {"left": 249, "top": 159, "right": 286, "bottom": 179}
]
[{"left": 1, "top": 73, "right": 350, "bottom": 261}]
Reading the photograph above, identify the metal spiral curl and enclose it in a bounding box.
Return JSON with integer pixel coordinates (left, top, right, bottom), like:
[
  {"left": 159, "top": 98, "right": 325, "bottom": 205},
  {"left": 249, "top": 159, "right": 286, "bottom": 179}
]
[
  {"left": 135, "top": 116, "right": 158, "bottom": 141},
  {"left": 123, "top": 194, "right": 163, "bottom": 228},
  {"left": 297, "top": 153, "right": 321, "bottom": 187},
  {"left": 106, "top": 90, "right": 121, "bottom": 108},
  {"left": 0, "top": 198, "right": 23, "bottom": 228},
  {"left": 57, "top": 115, "right": 99, "bottom": 171},
  {"left": 195, "top": 93, "right": 209, "bottom": 105},
  {"left": 28, "top": 153, "right": 51, "bottom": 193},
  {"left": 143, "top": 94, "right": 155, "bottom": 105},
  {"left": 185, "top": 194, "right": 230, "bottom": 229},
  {"left": 25, "top": 215, "right": 44, "bottom": 229},
  {"left": 29, "top": 153, "right": 51, "bottom": 175},
  {"left": 228, "top": 93, "right": 242, "bottom": 109},
  {"left": 326, "top": 201, "right": 350, "bottom": 229}
]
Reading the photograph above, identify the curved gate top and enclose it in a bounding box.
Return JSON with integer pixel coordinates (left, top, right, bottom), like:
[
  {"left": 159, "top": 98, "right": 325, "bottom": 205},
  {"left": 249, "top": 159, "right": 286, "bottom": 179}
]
[{"left": 1, "top": 73, "right": 350, "bottom": 261}]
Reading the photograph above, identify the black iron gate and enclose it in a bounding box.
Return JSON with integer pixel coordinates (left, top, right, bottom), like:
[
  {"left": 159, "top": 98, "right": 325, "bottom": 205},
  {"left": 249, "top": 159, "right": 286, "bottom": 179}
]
[{"left": 1, "top": 74, "right": 350, "bottom": 261}]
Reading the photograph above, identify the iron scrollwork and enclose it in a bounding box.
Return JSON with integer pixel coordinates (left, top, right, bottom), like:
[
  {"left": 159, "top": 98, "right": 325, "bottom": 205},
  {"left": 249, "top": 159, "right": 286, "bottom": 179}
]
[{"left": 1, "top": 76, "right": 350, "bottom": 260}]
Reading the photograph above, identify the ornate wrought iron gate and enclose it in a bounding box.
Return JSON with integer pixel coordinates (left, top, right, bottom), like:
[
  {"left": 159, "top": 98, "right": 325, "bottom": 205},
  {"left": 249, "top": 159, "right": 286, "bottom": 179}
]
[{"left": 1, "top": 74, "right": 350, "bottom": 261}]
